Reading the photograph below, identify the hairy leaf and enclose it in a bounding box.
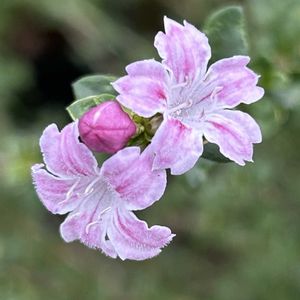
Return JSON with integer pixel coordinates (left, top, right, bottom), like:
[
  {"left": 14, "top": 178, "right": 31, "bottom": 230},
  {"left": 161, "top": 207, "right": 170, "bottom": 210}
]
[
  {"left": 72, "top": 75, "right": 117, "bottom": 99},
  {"left": 204, "top": 6, "right": 248, "bottom": 63}
]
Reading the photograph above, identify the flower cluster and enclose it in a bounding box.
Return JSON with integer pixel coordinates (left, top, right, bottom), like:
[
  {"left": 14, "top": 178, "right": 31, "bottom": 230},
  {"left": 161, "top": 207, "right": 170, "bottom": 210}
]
[
  {"left": 32, "top": 122, "right": 173, "bottom": 260},
  {"left": 32, "top": 17, "right": 264, "bottom": 260}
]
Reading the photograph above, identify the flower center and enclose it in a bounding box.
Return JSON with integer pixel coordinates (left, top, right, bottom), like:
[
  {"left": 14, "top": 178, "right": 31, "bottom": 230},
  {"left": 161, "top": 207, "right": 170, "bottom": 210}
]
[
  {"left": 166, "top": 78, "right": 223, "bottom": 127},
  {"left": 83, "top": 178, "right": 115, "bottom": 234},
  {"left": 166, "top": 99, "right": 193, "bottom": 116}
]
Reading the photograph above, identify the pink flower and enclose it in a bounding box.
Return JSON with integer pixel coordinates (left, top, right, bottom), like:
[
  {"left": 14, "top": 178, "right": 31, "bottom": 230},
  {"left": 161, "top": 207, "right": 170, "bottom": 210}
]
[
  {"left": 32, "top": 122, "right": 174, "bottom": 260},
  {"left": 78, "top": 100, "right": 137, "bottom": 154},
  {"left": 113, "top": 17, "right": 264, "bottom": 175}
]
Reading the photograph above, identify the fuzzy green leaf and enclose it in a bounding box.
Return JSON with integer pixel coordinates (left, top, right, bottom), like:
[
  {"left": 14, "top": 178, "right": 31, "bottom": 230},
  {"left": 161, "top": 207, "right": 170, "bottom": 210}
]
[
  {"left": 72, "top": 75, "right": 117, "bottom": 99},
  {"left": 202, "top": 142, "right": 231, "bottom": 163},
  {"left": 204, "top": 6, "right": 248, "bottom": 63}
]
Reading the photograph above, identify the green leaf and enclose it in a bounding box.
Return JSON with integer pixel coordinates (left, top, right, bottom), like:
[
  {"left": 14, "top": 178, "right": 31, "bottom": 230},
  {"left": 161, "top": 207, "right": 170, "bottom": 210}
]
[
  {"left": 204, "top": 6, "right": 248, "bottom": 63},
  {"left": 66, "top": 94, "right": 115, "bottom": 120},
  {"left": 202, "top": 142, "right": 231, "bottom": 163},
  {"left": 72, "top": 75, "right": 117, "bottom": 99}
]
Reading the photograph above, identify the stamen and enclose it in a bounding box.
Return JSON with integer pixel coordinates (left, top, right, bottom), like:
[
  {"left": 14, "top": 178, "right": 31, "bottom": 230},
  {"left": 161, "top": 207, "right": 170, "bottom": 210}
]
[
  {"left": 167, "top": 99, "right": 193, "bottom": 115},
  {"left": 211, "top": 86, "right": 223, "bottom": 100},
  {"left": 84, "top": 177, "right": 101, "bottom": 195},
  {"left": 85, "top": 221, "right": 100, "bottom": 234},
  {"left": 85, "top": 207, "right": 111, "bottom": 234},
  {"left": 56, "top": 180, "right": 81, "bottom": 211},
  {"left": 208, "top": 86, "right": 223, "bottom": 112},
  {"left": 65, "top": 179, "right": 80, "bottom": 200},
  {"left": 171, "top": 81, "right": 188, "bottom": 90},
  {"left": 100, "top": 206, "right": 112, "bottom": 216}
]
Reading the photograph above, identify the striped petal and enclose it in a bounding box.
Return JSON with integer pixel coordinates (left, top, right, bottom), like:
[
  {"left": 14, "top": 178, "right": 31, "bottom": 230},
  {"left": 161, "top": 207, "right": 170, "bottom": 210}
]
[
  {"left": 101, "top": 147, "right": 167, "bottom": 210},
  {"left": 113, "top": 59, "right": 168, "bottom": 118},
  {"left": 203, "top": 111, "right": 258, "bottom": 165},
  {"left": 151, "top": 118, "right": 203, "bottom": 175},
  {"left": 154, "top": 16, "right": 211, "bottom": 83},
  {"left": 107, "top": 207, "right": 174, "bottom": 261},
  {"left": 205, "top": 56, "right": 264, "bottom": 108}
]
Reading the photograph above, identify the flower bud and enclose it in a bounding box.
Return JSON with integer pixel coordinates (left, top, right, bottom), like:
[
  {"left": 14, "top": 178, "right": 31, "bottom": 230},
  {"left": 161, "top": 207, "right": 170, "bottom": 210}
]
[{"left": 78, "top": 101, "right": 137, "bottom": 153}]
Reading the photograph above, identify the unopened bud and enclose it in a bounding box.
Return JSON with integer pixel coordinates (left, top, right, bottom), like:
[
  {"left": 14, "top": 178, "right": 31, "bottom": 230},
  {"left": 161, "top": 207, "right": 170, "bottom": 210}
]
[{"left": 78, "top": 101, "right": 137, "bottom": 153}]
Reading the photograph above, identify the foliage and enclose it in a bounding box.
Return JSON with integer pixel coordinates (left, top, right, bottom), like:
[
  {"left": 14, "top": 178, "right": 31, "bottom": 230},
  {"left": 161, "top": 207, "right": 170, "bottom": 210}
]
[{"left": 204, "top": 6, "right": 248, "bottom": 63}]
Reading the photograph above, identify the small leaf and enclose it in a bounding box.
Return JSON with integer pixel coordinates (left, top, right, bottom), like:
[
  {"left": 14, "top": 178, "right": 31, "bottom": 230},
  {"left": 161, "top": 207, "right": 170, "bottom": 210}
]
[
  {"left": 72, "top": 75, "right": 117, "bottom": 99},
  {"left": 202, "top": 142, "right": 231, "bottom": 163},
  {"left": 204, "top": 6, "right": 248, "bottom": 63},
  {"left": 66, "top": 94, "right": 114, "bottom": 120}
]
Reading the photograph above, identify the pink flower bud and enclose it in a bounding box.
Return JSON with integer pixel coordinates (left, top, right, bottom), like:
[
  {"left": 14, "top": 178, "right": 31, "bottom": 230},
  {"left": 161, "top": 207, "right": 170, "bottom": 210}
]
[{"left": 78, "top": 101, "right": 137, "bottom": 153}]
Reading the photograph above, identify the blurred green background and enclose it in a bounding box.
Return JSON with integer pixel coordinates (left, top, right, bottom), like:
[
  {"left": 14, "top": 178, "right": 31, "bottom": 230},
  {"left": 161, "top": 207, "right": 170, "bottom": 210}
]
[{"left": 0, "top": 0, "right": 300, "bottom": 299}]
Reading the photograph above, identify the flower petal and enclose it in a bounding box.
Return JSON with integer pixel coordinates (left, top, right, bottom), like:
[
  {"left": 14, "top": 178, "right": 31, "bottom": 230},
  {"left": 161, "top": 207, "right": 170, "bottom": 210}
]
[
  {"left": 203, "top": 111, "right": 256, "bottom": 165},
  {"left": 154, "top": 16, "right": 211, "bottom": 83},
  {"left": 219, "top": 110, "right": 262, "bottom": 143},
  {"left": 205, "top": 56, "right": 264, "bottom": 108},
  {"left": 31, "top": 164, "right": 90, "bottom": 214},
  {"left": 40, "top": 122, "right": 98, "bottom": 178},
  {"left": 60, "top": 185, "right": 117, "bottom": 258},
  {"left": 151, "top": 118, "right": 203, "bottom": 175},
  {"left": 112, "top": 59, "right": 168, "bottom": 118},
  {"left": 107, "top": 207, "right": 174, "bottom": 261},
  {"left": 101, "top": 147, "right": 167, "bottom": 210}
]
